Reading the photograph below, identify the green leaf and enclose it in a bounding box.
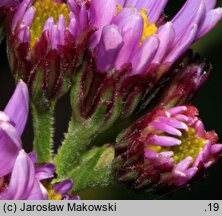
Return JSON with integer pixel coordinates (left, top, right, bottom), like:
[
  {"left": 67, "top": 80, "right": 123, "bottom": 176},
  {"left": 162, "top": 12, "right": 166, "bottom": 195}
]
[{"left": 67, "top": 147, "right": 116, "bottom": 192}]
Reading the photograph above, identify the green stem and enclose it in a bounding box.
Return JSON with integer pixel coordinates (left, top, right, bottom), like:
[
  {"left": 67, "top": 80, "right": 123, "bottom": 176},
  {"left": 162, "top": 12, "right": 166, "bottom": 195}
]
[
  {"left": 54, "top": 71, "right": 123, "bottom": 178},
  {"left": 54, "top": 116, "right": 103, "bottom": 178},
  {"left": 54, "top": 96, "right": 108, "bottom": 177},
  {"left": 31, "top": 102, "right": 55, "bottom": 163}
]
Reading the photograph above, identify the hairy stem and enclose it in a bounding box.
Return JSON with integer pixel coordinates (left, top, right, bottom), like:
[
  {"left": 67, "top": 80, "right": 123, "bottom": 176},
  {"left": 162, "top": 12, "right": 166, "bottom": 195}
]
[
  {"left": 54, "top": 117, "right": 103, "bottom": 178},
  {"left": 54, "top": 98, "right": 108, "bottom": 177},
  {"left": 31, "top": 102, "right": 55, "bottom": 163}
]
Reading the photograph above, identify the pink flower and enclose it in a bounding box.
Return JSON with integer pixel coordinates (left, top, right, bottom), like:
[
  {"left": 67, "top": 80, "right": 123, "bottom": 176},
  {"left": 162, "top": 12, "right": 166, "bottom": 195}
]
[{"left": 114, "top": 105, "right": 222, "bottom": 191}]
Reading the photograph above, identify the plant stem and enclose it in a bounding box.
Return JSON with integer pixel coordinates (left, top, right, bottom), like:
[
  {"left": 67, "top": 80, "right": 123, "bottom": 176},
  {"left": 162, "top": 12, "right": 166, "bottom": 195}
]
[
  {"left": 31, "top": 102, "right": 55, "bottom": 163},
  {"left": 54, "top": 96, "right": 108, "bottom": 177},
  {"left": 54, "top": 117, "right": 103, "bottom": 178}
]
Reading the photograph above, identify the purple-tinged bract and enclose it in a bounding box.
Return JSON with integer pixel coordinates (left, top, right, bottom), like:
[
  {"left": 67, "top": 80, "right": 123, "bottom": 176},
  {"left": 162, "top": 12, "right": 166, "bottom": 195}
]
[
  {"left": 0, "top": 0, "right": 18, "bottom": 8},
  {"left": 114, "top": 105, "right": 222, "bottom": 191}
]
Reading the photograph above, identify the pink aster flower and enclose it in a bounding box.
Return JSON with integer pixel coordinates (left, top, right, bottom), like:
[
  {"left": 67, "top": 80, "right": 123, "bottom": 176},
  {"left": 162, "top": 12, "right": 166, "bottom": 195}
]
[
  {"left": 1, "top": 150, "right": 79, "bottom": 200},
  {"left": 91, "top": 0, "right": 222, "bottom": 71},
  {"left": 114, "top": 105, "right": 222, "bottom": 191},
  {"left": 7, "top": 0, "right": 90, "bottom": 102},
  {"left": 71, "top": 0, "right": 222, "bottom": 130},
  {"left": 0, "top": 80, "right": 29, "bottom": 178},
  {"left": 0, "top": 81, "right": 79, "bottom": 200}
]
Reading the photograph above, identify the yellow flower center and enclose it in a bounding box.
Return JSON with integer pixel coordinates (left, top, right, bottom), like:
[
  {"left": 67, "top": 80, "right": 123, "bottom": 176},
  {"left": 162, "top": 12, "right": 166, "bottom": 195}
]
[
  {"left": 116, "top": 4, "right": 122, "bottom": 15},
  {"left": 140, "top": 8, "right": 157, "bottom": 44},
  {"left": 30, "top": 0, "right": 70, "bottom": 47},
  {"left": 44, "top": 183, "right": 62, "bottom": 200},
  {"left": 148, "top": 127, "right": 206, "bottom": 164},
  {"left": 116, "top": 5, "right": 157, "bottom": 44},
  {"left": 46, "top": 185, "right": 62, "bottom": 200}
]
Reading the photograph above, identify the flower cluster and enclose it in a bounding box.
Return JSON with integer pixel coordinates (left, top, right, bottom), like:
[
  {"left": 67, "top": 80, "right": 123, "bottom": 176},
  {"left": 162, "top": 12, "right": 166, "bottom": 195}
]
[{"left": 0, "top": 0, "right": 221, "bottom": 199}]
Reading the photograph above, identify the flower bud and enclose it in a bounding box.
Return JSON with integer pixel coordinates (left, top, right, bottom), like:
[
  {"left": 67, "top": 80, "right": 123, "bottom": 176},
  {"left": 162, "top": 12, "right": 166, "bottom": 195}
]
[
  {"left": 114, "top": 105, "right": 222, "bottom": 192},
  {"left": 156, "top": 52, "right": 210, "bottom": 109}
]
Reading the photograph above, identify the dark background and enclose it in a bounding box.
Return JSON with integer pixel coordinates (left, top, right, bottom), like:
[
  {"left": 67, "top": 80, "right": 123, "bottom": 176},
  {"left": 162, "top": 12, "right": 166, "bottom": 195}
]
[{"left": 0, "top": 0, "right": 222, "bottom": 199}]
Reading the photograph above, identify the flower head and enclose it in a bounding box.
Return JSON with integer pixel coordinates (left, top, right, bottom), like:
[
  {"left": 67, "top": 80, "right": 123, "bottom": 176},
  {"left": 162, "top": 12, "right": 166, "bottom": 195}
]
[
  {"left": 0, "top": 81, "right": 79, "bottom": 200},
  {"left": 8, "top": 0, "right": 90, "bottom": 104},
  {"left": 1, "top": 150, "right": 79, "bottom": 200},
  {"left": 90, "top": 0, "right": 222, "bottom": 74},
  {"left": 0, "top": 80, "right": 29, "bottom": 178},
  {"left": 71, "top": 0, "right": 222, "bottom": 132},
  {"left": 114, "top": 105, "right": 222, "bottom": 191}
]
